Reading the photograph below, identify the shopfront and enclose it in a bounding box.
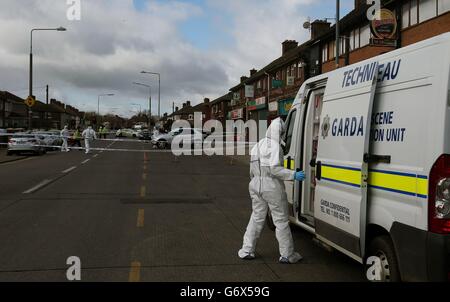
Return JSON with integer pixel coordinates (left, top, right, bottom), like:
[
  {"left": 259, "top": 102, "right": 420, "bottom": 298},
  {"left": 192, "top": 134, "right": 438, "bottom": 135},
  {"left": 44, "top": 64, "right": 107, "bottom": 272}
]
[
  {"left": 247, "top": 96, "right": 267, "bottom": 123},
  {"left": 278, "top": 98, "right": 294, "bottom": 118}
]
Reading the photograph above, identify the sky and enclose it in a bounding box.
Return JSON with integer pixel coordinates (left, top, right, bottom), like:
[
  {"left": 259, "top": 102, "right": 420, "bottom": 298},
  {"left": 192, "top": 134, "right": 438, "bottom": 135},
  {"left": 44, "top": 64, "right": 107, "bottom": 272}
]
[{"left": 0, "top": 0, "right": 353, "bottom": 118}]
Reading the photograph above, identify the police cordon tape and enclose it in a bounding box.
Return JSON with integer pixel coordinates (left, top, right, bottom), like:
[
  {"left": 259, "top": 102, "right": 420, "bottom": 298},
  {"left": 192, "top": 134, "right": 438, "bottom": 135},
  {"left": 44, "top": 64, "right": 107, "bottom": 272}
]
[{"left": 0, "top": 143, "right": 254, "bottom": 154}]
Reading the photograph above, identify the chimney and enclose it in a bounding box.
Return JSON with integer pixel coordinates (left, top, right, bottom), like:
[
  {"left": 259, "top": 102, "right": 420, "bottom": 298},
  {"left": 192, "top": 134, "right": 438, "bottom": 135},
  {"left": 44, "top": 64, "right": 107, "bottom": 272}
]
[
  {"left": 204, "top": 98, "right": 210, "bottom": 104},
  {"left": 310, "top": 20, "right": 331, "bottom": 40},
  {"left": 240, "top": 76, "right": 248, "bottom": 83},
  {"left": 282, "top": 40, "right": 298, "bottom": 55},
  {"left": 175, "top": 106, "right": 179, "bottom": 111},
  {"left": 186, "top": 101, "right": 191, "bottom": 107},
  {"left": 182, "top": 103, "right": 186, "bottom": 108},
  {"left": 250, "top": 69, "right": 257, "bottom": 76}
]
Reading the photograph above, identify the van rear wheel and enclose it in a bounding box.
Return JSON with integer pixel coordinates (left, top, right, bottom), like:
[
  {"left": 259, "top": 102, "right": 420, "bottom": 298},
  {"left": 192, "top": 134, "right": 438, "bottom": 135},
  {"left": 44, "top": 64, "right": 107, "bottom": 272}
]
[{"left": 366, "top": 235, "right": 401, "bottom": 282}]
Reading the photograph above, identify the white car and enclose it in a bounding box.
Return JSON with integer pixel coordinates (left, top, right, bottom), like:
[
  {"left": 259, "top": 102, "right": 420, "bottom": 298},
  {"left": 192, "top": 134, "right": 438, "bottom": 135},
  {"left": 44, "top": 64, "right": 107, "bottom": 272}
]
[
  {"left": 7, "top": 133, "right": 47, "bottom": 156},
  {"left": 151, "top": 128, "right": 209, "bottom": 149},
  {"left": 116, "top": 128, "right": 139, "bottom": 138}
]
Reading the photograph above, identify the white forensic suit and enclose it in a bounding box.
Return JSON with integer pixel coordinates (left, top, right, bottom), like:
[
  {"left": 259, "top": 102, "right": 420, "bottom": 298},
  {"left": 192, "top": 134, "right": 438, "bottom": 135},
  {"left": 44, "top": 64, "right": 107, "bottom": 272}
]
[
  {"left": 82, "top": 126, "right": 97, "bottom": 154},
  {"left": 238, "top": 118, "right": 302, "bottom": 264},
  {"left": 60, "top": 126, "right": 70, "bottom": 152}
]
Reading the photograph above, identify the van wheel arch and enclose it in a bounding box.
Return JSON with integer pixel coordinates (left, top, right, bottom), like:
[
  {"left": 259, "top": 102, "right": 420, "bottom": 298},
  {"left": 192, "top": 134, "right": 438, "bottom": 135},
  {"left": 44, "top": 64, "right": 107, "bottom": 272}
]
[{"left": 365, "top": 224, "right": 401, "bottom": 282}]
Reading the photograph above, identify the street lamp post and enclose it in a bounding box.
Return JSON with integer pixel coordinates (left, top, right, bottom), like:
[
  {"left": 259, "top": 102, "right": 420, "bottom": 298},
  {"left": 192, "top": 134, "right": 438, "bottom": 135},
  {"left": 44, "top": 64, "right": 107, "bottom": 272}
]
[
  {"left": 140, "top": 71, "right": 160, "bottom": 117},
  {"left": 97, "top": 93, "right": 115, "bottom": 119},
  {"left": 29, "top": 26, "right": 66, "bottom": 129},
  {"left": 132, "top": 82, "right": 152, "bottom": 125}
]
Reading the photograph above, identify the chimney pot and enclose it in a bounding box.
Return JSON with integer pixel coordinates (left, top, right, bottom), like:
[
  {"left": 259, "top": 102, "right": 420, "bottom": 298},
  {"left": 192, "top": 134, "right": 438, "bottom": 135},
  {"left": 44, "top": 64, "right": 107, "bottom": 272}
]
[
  {"left": 282, "top": 40, "right": 298, "bottom": 55},
  {"left": 310, "top": 20, "right": 331, "bottom": 40},
  {"left": 240, "top": 76, "right": 248, "bottom": 83},
  {"left": 187, "top": 101, "right": 191, "bottom": 107},
  {"left": 250, "top": 69, "right": 257, "bottom": 76}
]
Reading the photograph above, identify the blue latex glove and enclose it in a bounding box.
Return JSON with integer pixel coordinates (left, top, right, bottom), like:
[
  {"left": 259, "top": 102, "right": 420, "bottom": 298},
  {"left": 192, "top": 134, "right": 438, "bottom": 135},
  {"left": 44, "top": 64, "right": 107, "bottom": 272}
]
[{"left": 294, "top": 171, "right": 305, "bottom": 181}]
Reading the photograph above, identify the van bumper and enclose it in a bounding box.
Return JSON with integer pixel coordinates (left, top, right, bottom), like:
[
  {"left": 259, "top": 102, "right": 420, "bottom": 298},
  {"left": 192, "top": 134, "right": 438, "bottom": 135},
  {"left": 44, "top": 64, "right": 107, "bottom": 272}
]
[{"left": 390, "top": 222, "right": 450, "bottom": 282}]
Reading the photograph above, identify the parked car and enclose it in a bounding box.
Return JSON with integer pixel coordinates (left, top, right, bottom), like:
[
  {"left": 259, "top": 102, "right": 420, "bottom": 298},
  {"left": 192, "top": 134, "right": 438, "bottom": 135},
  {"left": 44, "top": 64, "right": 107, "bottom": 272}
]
[
  {"left": 116, "top": 128, "right": 139, "bottom": 138},
  {"left": 138, "top": 129, "right": 152, "bottom": 141},
  {"left": 7, "top": 133, "right": 47, "bottom": 156},
  {"left": 32, "top": 130, "right": 63, "bottom": 151},
  {"left": 151, "top": 128, "right": 210, "bottom": 149}
]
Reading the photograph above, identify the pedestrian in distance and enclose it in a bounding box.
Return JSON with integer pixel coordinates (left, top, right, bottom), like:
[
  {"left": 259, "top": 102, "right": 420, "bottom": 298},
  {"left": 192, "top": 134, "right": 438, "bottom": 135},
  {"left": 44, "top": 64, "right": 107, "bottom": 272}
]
[
  {"left": 72, "top": 127, "right": 82, "bottom": 151},
  {"left": 238, "top": 117, "right": 306, "bottom": 264},
  {"left": 98, "top": 126, "right": 103, "bottom": 139},
  {"left": 82, "top": 126, "right": 97, "bottom": 154},
  {"left": 60, "top": 125, "right": 70, "bottom": 152},
  {"left": 102, "top": 126, "right": 108, "bottom": 139}
]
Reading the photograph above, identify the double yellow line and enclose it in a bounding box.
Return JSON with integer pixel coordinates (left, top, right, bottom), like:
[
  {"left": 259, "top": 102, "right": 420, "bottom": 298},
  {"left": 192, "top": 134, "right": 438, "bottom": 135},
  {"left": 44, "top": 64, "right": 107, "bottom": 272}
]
[{"left": 129, "top": 152, "right": 149, "bottom": 282}]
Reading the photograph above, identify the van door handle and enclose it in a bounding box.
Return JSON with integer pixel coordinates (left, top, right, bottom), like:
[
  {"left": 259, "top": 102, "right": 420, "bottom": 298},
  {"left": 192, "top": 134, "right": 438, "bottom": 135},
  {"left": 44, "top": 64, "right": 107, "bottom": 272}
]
[
  {"left": 316, "top": 161, "right": 322, "bottom": 180},
  {"left": 286, "top": 156, "right": 292, "bottom": 169},
  {"left": 363, "top": 153, "right": 391, "bottom": 164},
  {"left": 310, "top": 158, "right": 316, "bottom": 168}
]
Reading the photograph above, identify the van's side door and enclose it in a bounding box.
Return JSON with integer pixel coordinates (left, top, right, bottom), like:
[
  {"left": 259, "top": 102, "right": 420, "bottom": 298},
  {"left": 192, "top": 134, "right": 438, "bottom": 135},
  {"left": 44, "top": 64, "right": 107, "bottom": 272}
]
[{"left": 314, "top": 63, "right": 378, "bottom": 262}]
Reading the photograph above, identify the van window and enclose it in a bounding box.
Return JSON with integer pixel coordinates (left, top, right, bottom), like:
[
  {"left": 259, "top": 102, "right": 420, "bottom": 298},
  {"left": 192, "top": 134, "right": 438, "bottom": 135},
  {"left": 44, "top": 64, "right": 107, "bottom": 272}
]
[{"left": 284, "top": 109, "right": 297, "bottom": 153}]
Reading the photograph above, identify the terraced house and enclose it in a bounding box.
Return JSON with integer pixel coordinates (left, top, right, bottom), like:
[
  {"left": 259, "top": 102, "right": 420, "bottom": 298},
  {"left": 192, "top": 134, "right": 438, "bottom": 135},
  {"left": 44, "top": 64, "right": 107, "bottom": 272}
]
[{"left": 222, "top": 0, "right": 450, "bottom": 138}]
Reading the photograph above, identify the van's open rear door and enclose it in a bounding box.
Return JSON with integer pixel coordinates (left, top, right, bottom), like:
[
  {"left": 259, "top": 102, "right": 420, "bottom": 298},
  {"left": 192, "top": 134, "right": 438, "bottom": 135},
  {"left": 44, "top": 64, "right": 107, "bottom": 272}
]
[{"left": 313, "top": 63, "right": 378, "bottom": 262}]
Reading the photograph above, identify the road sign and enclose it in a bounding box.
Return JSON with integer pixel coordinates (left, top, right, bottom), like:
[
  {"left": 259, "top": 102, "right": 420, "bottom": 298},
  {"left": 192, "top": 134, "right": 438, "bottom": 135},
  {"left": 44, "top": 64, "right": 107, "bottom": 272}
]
[{"left": 25, "top": 96, "right": 36, "bottom": 108}]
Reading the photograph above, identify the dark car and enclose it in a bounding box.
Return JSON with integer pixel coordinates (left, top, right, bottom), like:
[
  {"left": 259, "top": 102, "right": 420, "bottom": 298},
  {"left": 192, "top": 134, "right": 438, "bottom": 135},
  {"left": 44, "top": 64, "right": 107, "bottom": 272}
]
[{"left": 138, "top": 129, "right": 152, "bottom": 141}]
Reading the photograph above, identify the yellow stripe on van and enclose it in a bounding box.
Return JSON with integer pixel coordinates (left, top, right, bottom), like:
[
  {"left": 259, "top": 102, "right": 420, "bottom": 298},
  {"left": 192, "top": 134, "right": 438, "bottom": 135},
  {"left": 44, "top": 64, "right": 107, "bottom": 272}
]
[
  {"left": 416, "top": 177, "right": 429, "bottom": 198},
  {"left": 319, "top": 164, "right": 428, "bottom": 199},
  {"left": 369, "top": 171, "right": 417, "bottom": 194},
  {"left": 321, "top": 165, "right": 361, "bottom": 187}
]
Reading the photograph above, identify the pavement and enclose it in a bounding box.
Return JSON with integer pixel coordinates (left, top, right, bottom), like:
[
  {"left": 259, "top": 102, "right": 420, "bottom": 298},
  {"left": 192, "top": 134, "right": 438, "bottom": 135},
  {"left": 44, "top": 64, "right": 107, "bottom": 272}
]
[{"left": 0, "top": 138, "right": 365, "bottom": 282}]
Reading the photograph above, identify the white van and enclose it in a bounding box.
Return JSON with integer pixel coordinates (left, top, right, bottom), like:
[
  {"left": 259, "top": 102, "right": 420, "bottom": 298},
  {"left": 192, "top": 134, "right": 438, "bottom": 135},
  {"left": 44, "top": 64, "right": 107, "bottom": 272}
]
[{"left": 280, "top": 33, "right": 450, "bottom": 281}]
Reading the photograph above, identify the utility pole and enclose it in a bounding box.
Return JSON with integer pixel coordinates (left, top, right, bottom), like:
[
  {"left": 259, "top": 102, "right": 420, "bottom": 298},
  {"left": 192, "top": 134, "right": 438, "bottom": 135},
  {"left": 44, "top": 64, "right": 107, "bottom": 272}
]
[{"left": 336, "top": 0, "right": 340, "bottom": 69}]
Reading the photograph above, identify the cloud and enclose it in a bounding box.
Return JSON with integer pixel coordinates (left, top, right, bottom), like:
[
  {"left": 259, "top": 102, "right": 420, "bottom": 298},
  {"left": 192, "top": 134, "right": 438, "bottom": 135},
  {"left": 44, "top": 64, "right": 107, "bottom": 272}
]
[{"left": 0, "top": 0, "right": 325, "bottom": 117}]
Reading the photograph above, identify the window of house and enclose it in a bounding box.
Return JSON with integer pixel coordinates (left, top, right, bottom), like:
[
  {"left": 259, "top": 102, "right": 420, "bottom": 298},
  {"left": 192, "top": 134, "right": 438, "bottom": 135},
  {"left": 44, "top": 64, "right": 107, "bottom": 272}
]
[
  {"left": 340, "top": 37, "right": 346, "bottom": 54},
  {"left": 411, "top": 0, "right": 418, "bottom": 25},
  {"left": 257, "top": 80, "right": 261, "bottom": 89},
  {"left": 402, "top": 1, "right": 411, "bottom": 28},
  {"left": 360, "top": 24, "right": 371, "bottom": 47},
  {"left": 438, "top": 0, "right": 450, "bottom": 14},
  {"left": 322, "top": 45, "right": 328, "bottom": 62},
  {"left": 329, "top": 41, "right": 336, "bottom": 59},
  {"left": 419, "top": 0, "right": 437, "bottom": 23},
  {"left": 349, "top": 30, "right": 354, "bottom": 51},
  {"left": 298, "top": 61, "right": 303, "bottom": 77}
]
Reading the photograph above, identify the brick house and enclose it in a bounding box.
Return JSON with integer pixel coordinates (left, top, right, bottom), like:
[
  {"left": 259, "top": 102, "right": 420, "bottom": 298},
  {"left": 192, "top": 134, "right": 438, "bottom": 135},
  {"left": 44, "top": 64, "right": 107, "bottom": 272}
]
[
  {"left": 210, "top": 93, "right": 232, "bottom": 125},
  {"left": 320, "top": 0, "right": 450, "bottom": 73},
  {"left": 0, "top": 91, "right": 28, "bottom": 129}
]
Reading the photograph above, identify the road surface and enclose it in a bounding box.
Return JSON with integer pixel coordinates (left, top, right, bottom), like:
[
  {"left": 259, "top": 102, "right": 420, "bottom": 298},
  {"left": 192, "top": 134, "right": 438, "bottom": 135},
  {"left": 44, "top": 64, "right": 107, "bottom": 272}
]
[{"left": 0, "top": 139, "right": 364, "bottom": 281}]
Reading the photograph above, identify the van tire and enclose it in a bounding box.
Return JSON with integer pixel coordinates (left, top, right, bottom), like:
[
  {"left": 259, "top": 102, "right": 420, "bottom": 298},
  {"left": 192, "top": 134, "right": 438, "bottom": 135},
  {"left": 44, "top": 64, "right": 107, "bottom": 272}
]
[
  {"left": 266, "top": 210, "right": 276, "bottom": 232},
  {"left": 366, "top": 235, "right": 401, "bottom": 282}
]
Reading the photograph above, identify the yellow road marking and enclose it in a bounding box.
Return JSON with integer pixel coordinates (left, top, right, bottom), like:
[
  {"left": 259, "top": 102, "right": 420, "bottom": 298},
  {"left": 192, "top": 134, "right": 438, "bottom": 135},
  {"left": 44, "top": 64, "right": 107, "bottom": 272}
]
[
  {"left": 140, "top": 186, "right": 146, "bottom": 197},
  {"left": 128, "top": 261, "right": 141, "bottom": 282},
  {"left": 137, "top": 209, "right": 145, "bottom": 228}
]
